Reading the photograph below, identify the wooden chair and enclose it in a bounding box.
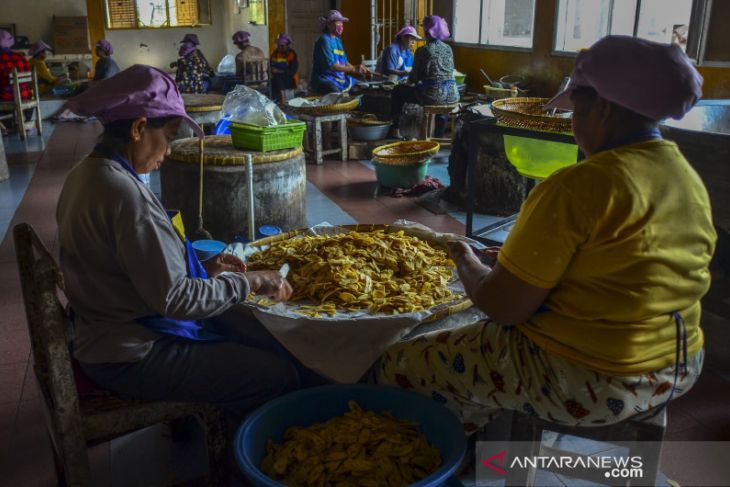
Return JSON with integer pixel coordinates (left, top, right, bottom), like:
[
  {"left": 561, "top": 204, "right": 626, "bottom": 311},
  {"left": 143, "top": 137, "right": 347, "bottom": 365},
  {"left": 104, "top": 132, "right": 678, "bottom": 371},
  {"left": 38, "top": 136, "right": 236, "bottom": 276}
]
[
  {"left": 505, "top": 409, "right": 666, "bottom": 486},
  {"left": 13, "top": 223, "right": 226, "bottom": 486},
  {"left": 242, "top": 57, "right": 272, "bottom": 98},
  {"left": 0, "top": 67, "right": 43, "bottom": 140},
  {"left": 420, "top": 103, "right": 460, "bottom": 148}
]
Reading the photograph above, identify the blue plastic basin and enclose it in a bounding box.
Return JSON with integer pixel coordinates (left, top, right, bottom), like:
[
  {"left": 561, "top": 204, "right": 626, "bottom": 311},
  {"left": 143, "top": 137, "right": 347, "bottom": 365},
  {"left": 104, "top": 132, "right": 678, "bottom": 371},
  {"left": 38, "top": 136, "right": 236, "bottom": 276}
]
[{"left": 235, "top": 384, "right": 467, "bottom": 487}]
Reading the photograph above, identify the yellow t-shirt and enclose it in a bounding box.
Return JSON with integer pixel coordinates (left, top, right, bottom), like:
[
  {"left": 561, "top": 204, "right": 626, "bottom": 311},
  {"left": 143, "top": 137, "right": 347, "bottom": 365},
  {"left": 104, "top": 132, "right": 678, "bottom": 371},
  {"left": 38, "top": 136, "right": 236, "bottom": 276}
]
[
  {"left": 498, "top": 139, "right": 716, "bottom": 375},
  {"left": 29, "top": 57, "right": 56, "bottom": 85}
]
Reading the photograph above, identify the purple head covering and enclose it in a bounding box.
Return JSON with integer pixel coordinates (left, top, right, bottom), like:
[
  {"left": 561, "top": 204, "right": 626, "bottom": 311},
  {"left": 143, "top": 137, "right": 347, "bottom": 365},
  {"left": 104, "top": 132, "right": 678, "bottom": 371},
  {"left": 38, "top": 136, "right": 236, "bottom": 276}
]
[
  {"left": 395, "top": 25, "right": 422, "bottom": 41},
  {"left": 232, "top": 31, "right": 251, "bottom": 44},
  {"left": 178, "top": 42, "right": 196, "bottom": 58},
  {"left": 29, "top": 41, "right": 52, "bottom": 57},
  {"left": 96, "top": 39, "right": 114, "bottom": 56},
  {"left": 66, "top": 65, "right": 203, "bottom": 137},
  {"left": 0, "top": 30, "right": 14, "bottom": 49},
  {"left": 422, "top": 16, "right": 450, "bottom": 41},
  {"left": 276, "top": 32, "right": 293, "bottom": 46},
  {"left": 181, "top": 33, "right": 199, "bottom": 46},
  {"left": 545, "top": 36, "right": 703, "bottom": 121},
  {"left": 318, "top": 9, "right": 349, "bottom": 27}
]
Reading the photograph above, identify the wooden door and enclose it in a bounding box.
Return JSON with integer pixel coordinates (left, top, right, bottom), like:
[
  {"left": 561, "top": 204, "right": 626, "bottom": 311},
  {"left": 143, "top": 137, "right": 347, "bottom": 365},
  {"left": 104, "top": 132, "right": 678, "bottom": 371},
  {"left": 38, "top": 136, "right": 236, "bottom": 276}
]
[{"left": 287, "top": 0, "right": 332, "bottom": 83}]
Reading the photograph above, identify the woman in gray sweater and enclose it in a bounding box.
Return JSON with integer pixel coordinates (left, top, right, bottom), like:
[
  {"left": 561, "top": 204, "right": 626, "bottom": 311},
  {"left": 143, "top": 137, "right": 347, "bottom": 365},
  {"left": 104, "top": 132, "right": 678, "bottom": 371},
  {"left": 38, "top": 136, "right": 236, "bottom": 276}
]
[{"left": 57, "top": 65, "right": 312, "bottom": 419}]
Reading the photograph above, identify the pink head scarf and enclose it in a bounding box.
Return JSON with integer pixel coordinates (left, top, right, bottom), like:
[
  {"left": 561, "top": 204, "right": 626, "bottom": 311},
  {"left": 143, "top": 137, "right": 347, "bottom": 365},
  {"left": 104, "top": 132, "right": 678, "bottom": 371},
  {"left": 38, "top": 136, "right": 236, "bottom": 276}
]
[
  {"left": 545, "top": 35, "right": 703, "bottom": 121},
  {"left": 29, "top": 41, "right": 52, "bottom": 57},
  {"left": 422, "top": 16, "right": 450, "bottom": 41}
]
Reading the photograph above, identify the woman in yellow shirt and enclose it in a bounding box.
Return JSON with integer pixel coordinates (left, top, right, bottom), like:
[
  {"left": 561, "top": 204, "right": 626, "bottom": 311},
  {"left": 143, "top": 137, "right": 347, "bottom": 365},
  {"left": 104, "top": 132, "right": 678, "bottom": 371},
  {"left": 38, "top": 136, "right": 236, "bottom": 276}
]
[
  {"left": 375, "top": 35, "right": 715, "bottom": 432},
  {"left": 29, "top": 41, "right": 65, "bottom": 94}
]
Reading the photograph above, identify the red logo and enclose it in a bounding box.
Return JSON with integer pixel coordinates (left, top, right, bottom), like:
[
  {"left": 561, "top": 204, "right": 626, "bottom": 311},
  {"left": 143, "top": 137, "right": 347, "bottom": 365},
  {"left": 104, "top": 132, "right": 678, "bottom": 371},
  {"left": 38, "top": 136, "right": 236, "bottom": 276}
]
[{"left": 482, "top": 450, "right": 508, "bottom": 475}]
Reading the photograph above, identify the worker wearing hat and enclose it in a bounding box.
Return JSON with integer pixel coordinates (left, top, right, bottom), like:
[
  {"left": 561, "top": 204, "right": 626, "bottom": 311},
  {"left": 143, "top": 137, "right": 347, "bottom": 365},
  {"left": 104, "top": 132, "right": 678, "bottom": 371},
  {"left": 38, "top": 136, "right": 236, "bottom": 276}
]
[
  {"left": 232, "top": 30, "right": 266, "bottom": 80},
  {"left": 270, "top": 32, "right": 299, "bottom": 102},
  {"left": 310, "top": 9, "right": 370, "bottom": 94},
  {"left": 376, "top": 25, "right": 421, "bottom": 81},
  {"left": 28, "top": 41, "right": 67, "bottom": 94},
  {"left": 93, "top": 39, "right": 120, "bottom": 81},
  {"left": 0, "top": 30, "right": 31, "bottom": 104},
  {"left": 376, "top": 36, "right": 714, "bottom": 432},
  {"left": 58, "top": 65, "right": 318, "bottom": 419}
]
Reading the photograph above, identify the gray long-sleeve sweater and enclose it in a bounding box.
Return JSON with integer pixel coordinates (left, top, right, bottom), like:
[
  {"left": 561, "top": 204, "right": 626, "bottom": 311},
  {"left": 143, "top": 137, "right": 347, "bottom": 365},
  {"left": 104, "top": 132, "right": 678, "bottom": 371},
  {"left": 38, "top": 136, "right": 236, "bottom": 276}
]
[{"left": 57, "top": 156, "right": 251, "bottom": 363}]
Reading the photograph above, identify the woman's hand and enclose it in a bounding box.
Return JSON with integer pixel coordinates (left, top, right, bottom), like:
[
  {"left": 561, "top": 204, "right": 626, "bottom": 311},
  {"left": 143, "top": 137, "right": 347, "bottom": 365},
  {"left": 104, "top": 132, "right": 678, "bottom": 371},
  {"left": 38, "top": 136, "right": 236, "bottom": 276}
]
[
  {"left": 447, "top": 241, "right": 483, "bottom": 267},
  {"left": 244, "top": 271, "right": 293, "bottom": 302},
  {"left": 203, "top": 253, "right": 247, "bottom": 277}
]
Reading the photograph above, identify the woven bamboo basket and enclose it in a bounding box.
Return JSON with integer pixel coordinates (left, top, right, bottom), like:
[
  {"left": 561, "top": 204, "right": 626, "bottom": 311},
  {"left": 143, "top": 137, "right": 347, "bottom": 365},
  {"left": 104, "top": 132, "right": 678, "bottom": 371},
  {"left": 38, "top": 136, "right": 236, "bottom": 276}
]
[
  {"left": 285, "top": 96, "right": 361, "bottom": 116},
  {"left": 371, "top": 140, "right": 440, "bottom": 165},
  {"left": 491, "top": 97, "right": 573, "bottom": 133},
  {"left": 246, "top": 223, "right": 473, "bottom": 322}
]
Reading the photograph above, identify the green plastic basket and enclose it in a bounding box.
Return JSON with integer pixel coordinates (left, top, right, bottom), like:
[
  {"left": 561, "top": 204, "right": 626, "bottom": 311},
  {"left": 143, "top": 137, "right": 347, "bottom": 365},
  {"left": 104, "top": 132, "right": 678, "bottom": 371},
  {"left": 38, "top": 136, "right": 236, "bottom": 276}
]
[{"left": 229, "top": 120, "right": 306, "bottom": 152}]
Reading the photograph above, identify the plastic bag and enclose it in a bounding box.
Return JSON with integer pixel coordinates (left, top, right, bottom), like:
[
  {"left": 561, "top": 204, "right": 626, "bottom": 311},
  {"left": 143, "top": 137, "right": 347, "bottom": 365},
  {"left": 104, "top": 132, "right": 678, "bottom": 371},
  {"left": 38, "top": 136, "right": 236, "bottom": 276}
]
[
  {"left": 216, "top": 54, "right": 236, "bottom": 75},
  {"left": 222, "top": 85, "right": 286, "bottom": 127}
]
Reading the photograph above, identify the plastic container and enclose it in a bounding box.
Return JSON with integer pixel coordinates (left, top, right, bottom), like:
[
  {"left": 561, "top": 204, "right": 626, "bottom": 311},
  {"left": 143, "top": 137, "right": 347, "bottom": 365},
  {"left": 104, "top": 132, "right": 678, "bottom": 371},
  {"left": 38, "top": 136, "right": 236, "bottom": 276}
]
[
  {"left": 373, "top": 159, "right": 430, "bottom": 188},
  {"left": 234, "top": 384, "right": 467, "bottom": 487},
  {"left": 230, "top": 120, "right": 306, "bottom": 152},
  {"left": 348, "top": 122, "right": 391, "bottom": 141},
  {"left": 256, "top": 225, "right": 282, "bottom": 239},
  {"left": 503, "top": 135, "right": 578, "bottom": 179},
  {"left": 191, "top": 239, "right": 226, "bottom": 261}
]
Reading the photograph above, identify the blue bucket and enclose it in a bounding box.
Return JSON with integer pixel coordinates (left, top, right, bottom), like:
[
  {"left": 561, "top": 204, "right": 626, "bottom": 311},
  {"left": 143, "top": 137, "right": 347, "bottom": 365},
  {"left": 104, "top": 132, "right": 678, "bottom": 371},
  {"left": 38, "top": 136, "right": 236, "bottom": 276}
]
[
  {"left": 256, "top": 225, "right": 282, "bottom": 239},
  {"left": 234, "top": 384, "right": 467, "bottom": 487},
  {"left": 191, "top": 239, "right": 226, "bottom": 261}
]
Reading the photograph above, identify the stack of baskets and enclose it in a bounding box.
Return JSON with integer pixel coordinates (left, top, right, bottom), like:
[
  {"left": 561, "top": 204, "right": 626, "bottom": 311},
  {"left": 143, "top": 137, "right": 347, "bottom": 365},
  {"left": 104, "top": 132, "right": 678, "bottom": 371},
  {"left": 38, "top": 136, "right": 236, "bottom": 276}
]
[
  {"left": 490, "top": 97, "right": 572, "bottom": 133},
  {"left": 371, "top": 141, "right": 440, "bottom": 188}
]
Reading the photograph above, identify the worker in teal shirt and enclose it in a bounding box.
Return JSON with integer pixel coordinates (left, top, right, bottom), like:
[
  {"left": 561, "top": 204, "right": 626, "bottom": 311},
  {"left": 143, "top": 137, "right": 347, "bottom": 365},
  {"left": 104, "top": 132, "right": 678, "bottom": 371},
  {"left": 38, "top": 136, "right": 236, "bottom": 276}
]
[
  {"left": 310, "top": 9, "right": 370, "bottom": 94},
  {"left": 376, "top": 26, "right": 421, "bottom": 81}
]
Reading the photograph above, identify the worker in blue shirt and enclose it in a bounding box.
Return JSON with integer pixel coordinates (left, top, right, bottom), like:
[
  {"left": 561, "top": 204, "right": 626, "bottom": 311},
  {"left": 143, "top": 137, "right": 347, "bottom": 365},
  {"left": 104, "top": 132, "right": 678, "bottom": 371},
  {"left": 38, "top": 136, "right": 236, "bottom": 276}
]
[
  {"left": 376, "top": 26, "right": 421, "bottom": 81},
  {"left": 310, "top": 9, "right": 370, "bottom": 94}
]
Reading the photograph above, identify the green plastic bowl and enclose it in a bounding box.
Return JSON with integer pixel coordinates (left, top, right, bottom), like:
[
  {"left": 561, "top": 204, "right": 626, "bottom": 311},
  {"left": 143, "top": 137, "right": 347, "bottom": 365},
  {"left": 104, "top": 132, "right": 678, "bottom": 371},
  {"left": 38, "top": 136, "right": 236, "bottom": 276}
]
[
  {"left": 503, "top": 135, "right": 578, "bottom": 179},
  {"left": 373, "top": 159, "right": 430, "bottom": 188}
]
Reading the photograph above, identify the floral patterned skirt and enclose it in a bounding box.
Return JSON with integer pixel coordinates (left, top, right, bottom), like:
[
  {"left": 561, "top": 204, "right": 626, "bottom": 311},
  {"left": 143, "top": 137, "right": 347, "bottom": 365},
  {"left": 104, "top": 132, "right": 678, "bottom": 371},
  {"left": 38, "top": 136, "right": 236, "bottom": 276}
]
[{"left": 374, "top": 320, "right": 703, "bottom": 434}]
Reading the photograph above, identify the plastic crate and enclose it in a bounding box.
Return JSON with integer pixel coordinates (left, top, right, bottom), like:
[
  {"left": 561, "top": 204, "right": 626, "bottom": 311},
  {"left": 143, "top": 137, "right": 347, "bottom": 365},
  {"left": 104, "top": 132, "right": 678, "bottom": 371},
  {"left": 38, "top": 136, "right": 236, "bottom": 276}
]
[{"left": 229, "top": 120, "right": 306, "bottom": 152}]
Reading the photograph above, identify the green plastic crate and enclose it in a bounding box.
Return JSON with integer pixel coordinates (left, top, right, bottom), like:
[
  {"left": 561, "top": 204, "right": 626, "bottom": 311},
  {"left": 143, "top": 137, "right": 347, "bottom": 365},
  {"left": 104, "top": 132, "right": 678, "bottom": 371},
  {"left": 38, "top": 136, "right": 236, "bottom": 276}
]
[{"left": 230, "top": 120, "right": 306, "bottom": 152}]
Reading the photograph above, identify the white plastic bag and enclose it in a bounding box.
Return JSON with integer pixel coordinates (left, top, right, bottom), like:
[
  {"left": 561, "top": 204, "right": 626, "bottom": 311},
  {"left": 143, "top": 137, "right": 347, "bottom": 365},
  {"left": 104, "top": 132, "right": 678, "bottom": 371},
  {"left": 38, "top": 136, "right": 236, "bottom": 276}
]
[
  {"left": 222, "top": 85, "right": 286, "bottom": 127},
  {"left": 216, "top": 54, "right": 236, "bottom": 75}
]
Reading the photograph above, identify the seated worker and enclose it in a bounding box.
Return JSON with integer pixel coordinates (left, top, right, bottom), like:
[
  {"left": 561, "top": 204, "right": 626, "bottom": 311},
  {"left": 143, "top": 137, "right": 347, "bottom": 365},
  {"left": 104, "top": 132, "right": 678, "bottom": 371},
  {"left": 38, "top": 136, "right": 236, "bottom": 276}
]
[
  {"left": 270, "top": 32, "right": 298, "bottom": 102},
  {"left": 376, "top": 25, "right": 420, "bottom": 81},
  {"left": 0, "top": 31, "right": 31, "bottom": 133},
  {"left": 28, "top": 41, "right": 67, "bottom": 95},
  {"left": 177, "top": 33, "right": 213, "bottom": 71},
  {"left": 174, "top": 41, "right": 214, "bottom": 93},
  {"left": 233, "top": 30, "right": 267, "bottom": 79},
  {"left": 375, "top": 36, "right": 714, "bottom": 433},
  {"left": 310, "top": 9, "right": 369, "bottom": 94},
  {"left": 389, "top": 16, "right": 458, "bottom": 139},
  {"left": 93, "top": 40, "right": 120, "bottom": 81},
  {"left": 59, "top": 65, "right": 321, "bottom": 422}
]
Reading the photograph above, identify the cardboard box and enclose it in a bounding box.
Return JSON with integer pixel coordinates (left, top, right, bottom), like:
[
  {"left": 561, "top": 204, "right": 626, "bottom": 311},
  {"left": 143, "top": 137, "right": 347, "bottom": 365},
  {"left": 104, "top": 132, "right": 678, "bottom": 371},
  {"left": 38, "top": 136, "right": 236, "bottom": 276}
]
[{"left": 53, "top": 16, "right": 90, "bottom": 54}]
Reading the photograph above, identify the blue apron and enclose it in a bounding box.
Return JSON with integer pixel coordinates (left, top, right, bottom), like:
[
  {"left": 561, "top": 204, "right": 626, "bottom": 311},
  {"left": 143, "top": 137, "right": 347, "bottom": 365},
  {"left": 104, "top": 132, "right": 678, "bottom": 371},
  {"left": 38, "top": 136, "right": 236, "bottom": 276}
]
[
  {"left": 320, "top": 37, "right": 353, "bottom": 92},
  {"left": 94, "top": 145, "right": 222, "bottom": 342}
]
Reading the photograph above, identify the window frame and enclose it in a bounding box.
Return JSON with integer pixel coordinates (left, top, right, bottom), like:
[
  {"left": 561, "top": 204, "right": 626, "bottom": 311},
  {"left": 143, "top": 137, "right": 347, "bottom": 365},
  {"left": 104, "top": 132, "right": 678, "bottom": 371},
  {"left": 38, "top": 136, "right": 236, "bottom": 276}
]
[
  {"left": 551, "top": 0, "right": 725, "bottom": 66},
  {"left": 450, "top": 0, "right": 537, "bottom": 51},
  {"left": 103, "top": 0, "right": 213, "bottom": 30}
]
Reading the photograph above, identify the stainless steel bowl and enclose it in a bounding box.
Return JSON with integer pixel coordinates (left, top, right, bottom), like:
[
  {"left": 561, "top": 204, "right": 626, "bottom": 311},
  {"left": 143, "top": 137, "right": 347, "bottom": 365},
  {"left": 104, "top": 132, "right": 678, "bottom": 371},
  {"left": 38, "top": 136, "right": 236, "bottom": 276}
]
[{"left": 348, "top": 122, "right": 392, "bottom": 141}]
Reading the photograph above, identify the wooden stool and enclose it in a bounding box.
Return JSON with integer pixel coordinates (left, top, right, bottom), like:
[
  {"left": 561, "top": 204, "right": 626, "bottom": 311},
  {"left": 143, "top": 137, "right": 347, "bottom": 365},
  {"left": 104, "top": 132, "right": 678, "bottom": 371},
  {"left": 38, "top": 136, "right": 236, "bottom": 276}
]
[
  {"left": 506, "top": 409, "right": 667, "bottom": 486},
  {"left": 420, "top": 103, "right": 460, "bottom": 147},
  {"left": 297, "top": 112, "right": 349, "bottom": 165}
]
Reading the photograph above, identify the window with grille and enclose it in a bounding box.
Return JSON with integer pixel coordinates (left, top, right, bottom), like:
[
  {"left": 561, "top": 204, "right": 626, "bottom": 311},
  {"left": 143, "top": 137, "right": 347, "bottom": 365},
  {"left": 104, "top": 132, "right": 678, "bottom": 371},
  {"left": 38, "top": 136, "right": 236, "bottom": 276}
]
[
  {"left": 248, "top": 0, "right": 268, "bottom": 26},
  {"left": 553, "top": 0, "right": 728, "bottom": 65},
  {"left": 453, "top": 0, "right": 537, "bottom": 48},
  {"left": 104, "top": 0, "right": 212, "bottom": 29}
]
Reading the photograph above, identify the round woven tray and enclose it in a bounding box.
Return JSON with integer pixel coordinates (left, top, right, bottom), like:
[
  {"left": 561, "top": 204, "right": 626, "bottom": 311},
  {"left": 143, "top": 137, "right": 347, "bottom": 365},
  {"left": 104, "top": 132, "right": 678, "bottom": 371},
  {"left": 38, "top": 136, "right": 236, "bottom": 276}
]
[
  {"left": 372, "top": 140, "right": 440, "bottom": 165},
  {"left": 247, "top": 224, "right": 473, "bottom": 322},
  {"left": 169, "top": 136, "right": 303, "bottom": 166},
  {"left": 181, "top": 93, "right": 225, "bottom": 113},
  {"left": 491, "top": 97, "right": 573, "bottom": 133},
  {"left": 285, "top": 96, "right": 361, "bottom": 116}
]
